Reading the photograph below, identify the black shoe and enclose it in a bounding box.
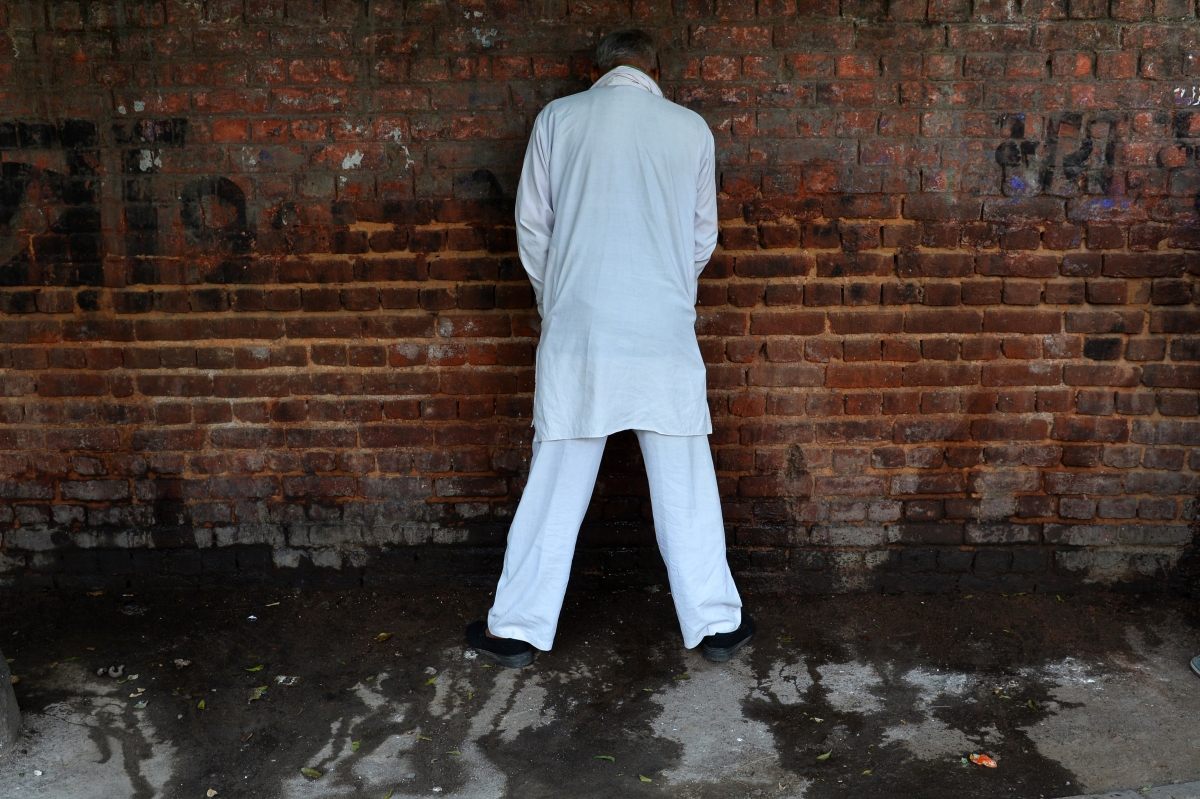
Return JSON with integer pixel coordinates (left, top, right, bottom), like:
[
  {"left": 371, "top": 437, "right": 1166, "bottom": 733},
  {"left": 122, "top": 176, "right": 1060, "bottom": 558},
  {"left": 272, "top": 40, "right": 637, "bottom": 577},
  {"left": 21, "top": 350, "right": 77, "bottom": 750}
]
[
  {"left": 701, "top": 615, "right": 756, "bottom": 663},
  {"left": 466, "top": 621, "right": 535, "bottom": 668}
]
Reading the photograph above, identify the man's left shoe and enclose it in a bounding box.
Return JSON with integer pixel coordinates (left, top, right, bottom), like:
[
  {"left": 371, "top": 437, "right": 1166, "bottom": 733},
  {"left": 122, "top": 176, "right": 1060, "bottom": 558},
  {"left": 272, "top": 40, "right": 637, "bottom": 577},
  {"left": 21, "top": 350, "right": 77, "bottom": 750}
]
[
  {"left": 466, "top": 621, "right": 536, "bottom": 668},
  {"left": 1191, "top": 655, "right": 1200, "bottom": 679},
  {"left": 701, "top": 615, "right": 756, "bottom": 663}
]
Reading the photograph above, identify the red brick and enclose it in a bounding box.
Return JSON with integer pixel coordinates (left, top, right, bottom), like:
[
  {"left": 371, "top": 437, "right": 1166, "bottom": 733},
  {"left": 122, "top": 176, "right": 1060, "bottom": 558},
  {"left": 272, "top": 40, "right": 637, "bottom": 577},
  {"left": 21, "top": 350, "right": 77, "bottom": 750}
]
[
  {"left": 912, "top": 254, "right": 974, "bottom": 279},
  {"left": 971, "top": 418, "right": 1049, "bottom": 440},
  {"left": 1002, "top": 337, "right": 1041, "bottom": 359},
  {"left": 904, "top": 309, "right": 982, "bottom": 333},
  {"left": 828, "top": 311, "right": 903, "bottom": 334},
  {"left": 826, "top": 364, "right": 902, "bottom": 388},
  {"left": 982, "top": 362, "right": 1062, "bottom": 386},
  {"left": 1051, "top": 417, "right": 1130, "bottom": 443},
  {"left": 976, "top": 253, "right": 1059, "bottom": 278},
  {"left": 1142, "top": 365, "right": 1200, "bottom": 389},
  {"left": 746, "top": 365, "right": 824, "bottom": 386},
  {"left": 984, "top": 309, "right": 1061, "bottom": 333},
  {"left": 961, "top": 280, "right": 1003, "bottom": 305},
  {"left": 962, "top": 338, "right": 1002, "bottom": 360},
  {"left": 1065, "top": 310, "right": 1145, "bottom": 334},
  {"left": 1064, "top": 365, "right": 1142, "bottom": 387},
  {"left": 1150, "top": 310, "right": 1200, "bottom": 334},
  {"left": 902, "top": 363, "right": 979, "bottom": 386},
  {"left": 749, "top": 311, "right": 826, "bottom": 335},
  {"left": 735, "top": 253, "right": 815, "bottom": 277},
  {"left": 1103, "top": 254, "right": 1185, "bottom": 278}
]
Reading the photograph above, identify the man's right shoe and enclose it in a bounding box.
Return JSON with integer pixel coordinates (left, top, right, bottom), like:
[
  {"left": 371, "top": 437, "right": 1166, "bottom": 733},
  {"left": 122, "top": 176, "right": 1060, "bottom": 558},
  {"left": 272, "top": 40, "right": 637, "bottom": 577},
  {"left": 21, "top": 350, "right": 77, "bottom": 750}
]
[
  {"left": 466, "top": 621, "right": 536, "bottom": 668},
  {"left": 701, "top": 615, "right": 756, "bottom": 662}
]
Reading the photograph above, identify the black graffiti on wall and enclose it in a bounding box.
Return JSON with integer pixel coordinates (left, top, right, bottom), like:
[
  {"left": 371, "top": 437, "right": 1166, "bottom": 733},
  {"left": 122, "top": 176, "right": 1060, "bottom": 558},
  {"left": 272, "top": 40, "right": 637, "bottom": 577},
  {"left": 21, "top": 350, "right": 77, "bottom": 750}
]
[
  {"left": 995, "top": 110, "right": 1200, "bottom": 215},
  {"left": 4, "top": 110, "right": 1199, "bottom": 292},
  {"left": 180, "top": 177, "right": 253, "bottom": 255},
  {"left": 115, "top": 117, "right": 189, "bottom": 258},
  {"left": 1, "top": 117, "right": 255, "bottom": 288},
  {"left": 0, "top": 120, "right": 103, "bottom": 286}
]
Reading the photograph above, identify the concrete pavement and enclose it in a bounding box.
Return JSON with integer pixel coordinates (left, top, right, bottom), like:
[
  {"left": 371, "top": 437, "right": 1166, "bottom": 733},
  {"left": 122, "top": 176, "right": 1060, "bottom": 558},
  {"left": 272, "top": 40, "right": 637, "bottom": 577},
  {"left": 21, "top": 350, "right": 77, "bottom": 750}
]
[{"left": 0, "top": 588, "right": 1197, "bottom": 798}]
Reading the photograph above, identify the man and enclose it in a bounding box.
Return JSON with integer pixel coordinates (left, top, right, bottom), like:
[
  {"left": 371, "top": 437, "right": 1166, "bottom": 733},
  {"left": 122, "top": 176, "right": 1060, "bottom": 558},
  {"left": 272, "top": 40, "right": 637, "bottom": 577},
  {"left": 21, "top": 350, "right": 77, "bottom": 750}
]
[{"left": 465, "top": 29, "right": 754, "bottom": 667}]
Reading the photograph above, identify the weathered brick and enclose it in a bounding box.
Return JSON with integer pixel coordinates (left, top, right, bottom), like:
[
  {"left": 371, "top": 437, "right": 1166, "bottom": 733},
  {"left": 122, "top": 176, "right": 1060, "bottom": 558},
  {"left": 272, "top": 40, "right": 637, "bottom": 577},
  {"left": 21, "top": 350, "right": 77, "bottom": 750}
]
[
  {"left": 887, "top": 523, "right": 964, "bottom": 545},
  {"left": 1045, "top": 472, "right": 1124, "bottom": 495},
  {"left": 0, "top": 8, "right": 1191, "bottom": 590},
  {"left": 965, "top": 523, "right": 1040, "bottom": 544}
]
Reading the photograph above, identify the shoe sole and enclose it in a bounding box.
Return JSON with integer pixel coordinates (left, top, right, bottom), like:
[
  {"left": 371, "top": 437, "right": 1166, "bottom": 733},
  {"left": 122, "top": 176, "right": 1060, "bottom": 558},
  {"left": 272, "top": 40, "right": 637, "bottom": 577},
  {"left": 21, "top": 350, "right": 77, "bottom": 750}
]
[
  {"left": 471, "top": 645, "right": 535, "bottom": 668},
  {"left": 702, "top": 631, "right": 754, "bottom": 663},
  {"left": 1191, "top": 656, "right": 1200, "bottom": 679}
]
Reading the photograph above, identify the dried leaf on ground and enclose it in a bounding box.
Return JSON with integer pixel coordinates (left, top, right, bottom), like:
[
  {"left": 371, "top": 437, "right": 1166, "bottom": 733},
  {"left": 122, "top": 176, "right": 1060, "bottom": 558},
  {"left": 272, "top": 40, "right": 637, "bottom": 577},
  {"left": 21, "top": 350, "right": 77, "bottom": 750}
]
[
  {"left": 969, "top": 753, "right": 998, "bottom": 768},
  {"left": 300, "top": 767, "right": 322, "bottom": 779},
  {"left": 374, "top": 633, "right": 393, "bottom": 643}
]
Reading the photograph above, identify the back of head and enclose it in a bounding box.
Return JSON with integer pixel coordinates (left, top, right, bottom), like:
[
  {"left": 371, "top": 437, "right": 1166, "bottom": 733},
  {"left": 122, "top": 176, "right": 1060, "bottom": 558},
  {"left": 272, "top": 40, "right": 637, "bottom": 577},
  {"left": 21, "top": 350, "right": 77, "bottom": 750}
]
[{"left": 594, "top": 29, "right": 657, "bottom": 74}]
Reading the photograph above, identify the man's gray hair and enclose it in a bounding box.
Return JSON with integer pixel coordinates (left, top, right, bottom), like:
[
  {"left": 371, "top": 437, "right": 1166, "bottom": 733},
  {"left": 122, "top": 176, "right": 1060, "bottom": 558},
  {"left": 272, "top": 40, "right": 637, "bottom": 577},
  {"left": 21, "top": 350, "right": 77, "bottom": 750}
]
[{"left": 594, "top": 29, "right": 657, "bottom": 73}]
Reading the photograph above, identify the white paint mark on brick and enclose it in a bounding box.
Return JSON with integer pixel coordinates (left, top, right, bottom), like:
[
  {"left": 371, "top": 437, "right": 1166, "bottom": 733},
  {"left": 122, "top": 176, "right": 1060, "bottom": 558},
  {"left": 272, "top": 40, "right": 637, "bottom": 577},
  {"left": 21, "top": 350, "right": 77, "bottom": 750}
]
[
  {"left": 1173, "top": 86, "right": 1200, "bottom": 106},
  {"left": 342, "top": 150, "right": 364, "bottom": 170},
  {"left": 137, "top": 149, "right": 162, "bottom": 172},
  {"left": 272, "top": 547, "right": 302, "bottom": 568},
  {"left": 133, "top": 100, "right": 145, "bottom": 112}
]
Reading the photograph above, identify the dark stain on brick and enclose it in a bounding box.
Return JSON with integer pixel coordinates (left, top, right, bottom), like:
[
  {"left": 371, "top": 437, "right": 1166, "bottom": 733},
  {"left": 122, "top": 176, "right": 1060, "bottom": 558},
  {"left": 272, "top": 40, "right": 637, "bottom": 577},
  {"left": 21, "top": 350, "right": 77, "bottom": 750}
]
[{"left": 180, "top": 177, "right": 253, "bottom": 255}]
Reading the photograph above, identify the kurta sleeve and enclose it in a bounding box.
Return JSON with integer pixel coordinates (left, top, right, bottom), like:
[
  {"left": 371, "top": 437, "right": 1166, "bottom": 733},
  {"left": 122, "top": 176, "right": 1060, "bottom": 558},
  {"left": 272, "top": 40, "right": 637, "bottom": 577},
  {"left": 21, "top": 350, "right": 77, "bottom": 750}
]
[
  {"left": 514, "top": 111, "right": 554, "bottom": 311},
  {"left": 693, "top": 126, "right": 718, "bottom": 278}
]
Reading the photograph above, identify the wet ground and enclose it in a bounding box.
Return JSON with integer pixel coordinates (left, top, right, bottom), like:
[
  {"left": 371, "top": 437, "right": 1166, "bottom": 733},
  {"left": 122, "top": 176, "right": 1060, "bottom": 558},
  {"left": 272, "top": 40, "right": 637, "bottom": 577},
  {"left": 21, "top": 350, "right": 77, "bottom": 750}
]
[{"left": 0, "top": 586, "right": 1198, "bottom": 799}]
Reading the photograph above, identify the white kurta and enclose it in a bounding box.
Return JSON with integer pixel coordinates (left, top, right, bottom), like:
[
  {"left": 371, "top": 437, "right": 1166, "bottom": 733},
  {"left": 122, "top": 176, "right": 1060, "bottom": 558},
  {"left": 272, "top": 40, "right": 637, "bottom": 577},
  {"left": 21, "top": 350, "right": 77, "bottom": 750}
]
[{"left": 515, "top": 66, "right": 719, "bottom": 442}]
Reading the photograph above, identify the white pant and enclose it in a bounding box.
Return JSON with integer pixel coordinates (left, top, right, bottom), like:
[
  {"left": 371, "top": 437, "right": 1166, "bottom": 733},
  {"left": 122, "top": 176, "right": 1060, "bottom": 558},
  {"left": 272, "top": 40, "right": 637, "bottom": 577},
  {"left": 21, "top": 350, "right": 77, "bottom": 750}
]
[{"left": 488, "top": 431, "right": 742, "bottom": 650}]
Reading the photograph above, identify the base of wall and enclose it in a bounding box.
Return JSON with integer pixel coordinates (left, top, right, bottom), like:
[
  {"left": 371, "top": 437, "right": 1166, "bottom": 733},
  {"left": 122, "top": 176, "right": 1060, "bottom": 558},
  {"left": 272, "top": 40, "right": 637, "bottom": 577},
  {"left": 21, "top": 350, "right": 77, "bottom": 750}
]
[{"left": 1, "top": 537, "right": 1196, "bottom": 598}]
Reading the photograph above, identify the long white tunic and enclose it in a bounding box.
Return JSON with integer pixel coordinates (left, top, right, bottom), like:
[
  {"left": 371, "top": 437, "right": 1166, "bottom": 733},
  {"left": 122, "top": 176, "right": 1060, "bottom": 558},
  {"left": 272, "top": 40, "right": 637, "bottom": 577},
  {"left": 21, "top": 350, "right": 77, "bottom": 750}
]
[{"left": 515, "top": 66, "right": 719, "bottom": 442}]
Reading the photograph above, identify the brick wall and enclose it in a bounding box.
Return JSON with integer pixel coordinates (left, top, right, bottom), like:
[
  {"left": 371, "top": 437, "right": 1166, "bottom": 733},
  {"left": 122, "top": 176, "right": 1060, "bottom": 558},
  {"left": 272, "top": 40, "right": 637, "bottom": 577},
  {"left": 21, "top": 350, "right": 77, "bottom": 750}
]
[{"left": 0, "top": 0, "right": 1197, "bottom": 594}]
